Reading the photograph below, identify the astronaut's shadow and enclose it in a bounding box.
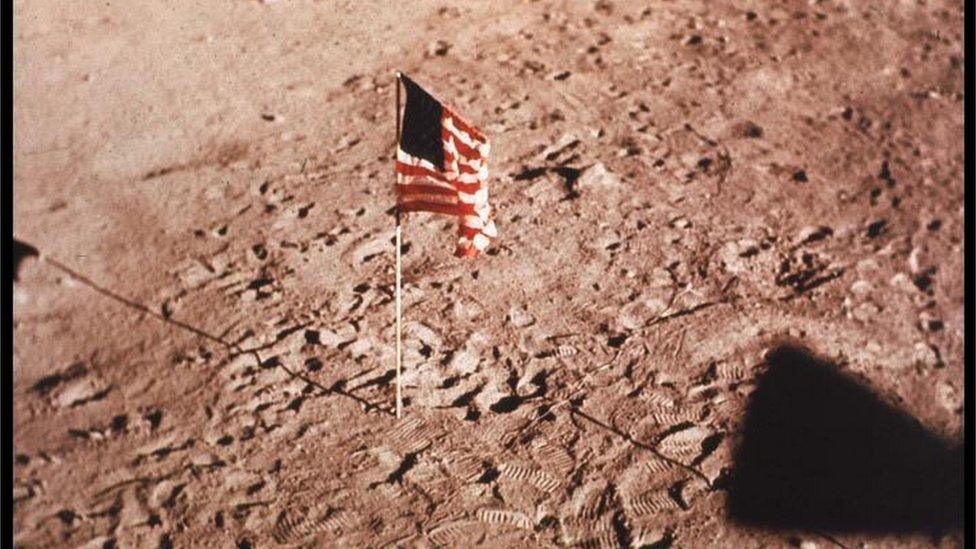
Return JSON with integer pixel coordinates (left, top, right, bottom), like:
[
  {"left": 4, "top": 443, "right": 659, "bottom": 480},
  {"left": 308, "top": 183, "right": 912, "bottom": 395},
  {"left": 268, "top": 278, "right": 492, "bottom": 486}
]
[{"left": 728, "top": 345, "right": 962, "bottom": 535}]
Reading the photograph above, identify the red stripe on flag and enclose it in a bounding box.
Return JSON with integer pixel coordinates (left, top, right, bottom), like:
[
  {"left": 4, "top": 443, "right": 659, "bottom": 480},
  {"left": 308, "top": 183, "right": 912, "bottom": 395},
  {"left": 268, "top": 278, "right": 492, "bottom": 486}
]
[
  {"left": 454, "top": 183, "right": 483, "bottom": 194},
  {"left": 396, "top": 184, "right": 458, "bottom": 198},
  {"left": 445, "top": 132, "right": 482, "bottom": 160},
  {"left": 396, "top": 161, "right": 448, "bottom": 181},
  {"left": 457, "top": 246, "right": 480, "bottom": 258},
  {"left": 399, "top": 175, "right": 481, "bottom": 194},
  {"left": 446, "top": 110, "right": 487, "bottom": 142},
  {"left": 400, "top": 201, "right": 477, "bottom": 216},
  {"left": 457, "top": 225, "right": 482, "bottom": 239},
  {"left": 453, "top": 181, "right": 483, "bottom": 194},
  {"left": 442, "top": 120, "right": 483, "bottom": 151}
]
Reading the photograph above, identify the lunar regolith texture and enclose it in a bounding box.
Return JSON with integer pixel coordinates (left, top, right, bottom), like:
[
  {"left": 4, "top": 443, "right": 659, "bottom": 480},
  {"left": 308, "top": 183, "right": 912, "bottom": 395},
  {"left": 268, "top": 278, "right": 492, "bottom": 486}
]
[{"left": 13, "top": 1, "right": 964, "bottom": 547}]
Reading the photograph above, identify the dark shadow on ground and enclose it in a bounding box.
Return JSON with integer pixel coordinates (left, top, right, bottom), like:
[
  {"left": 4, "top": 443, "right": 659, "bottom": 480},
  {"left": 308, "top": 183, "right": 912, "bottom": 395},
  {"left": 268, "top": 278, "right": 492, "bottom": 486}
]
[
  {"left": 728, "top": 345, "right": 961, "bottom": 535},
  {"left": 13, "top": 238, "right": 40, "bottom": 281}
]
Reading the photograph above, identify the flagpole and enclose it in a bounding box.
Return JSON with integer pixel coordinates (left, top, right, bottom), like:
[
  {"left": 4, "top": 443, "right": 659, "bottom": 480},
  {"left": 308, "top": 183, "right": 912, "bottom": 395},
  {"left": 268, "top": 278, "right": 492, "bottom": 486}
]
[{"left": 394, "top": 70, "right": 404, "bottom": 419}]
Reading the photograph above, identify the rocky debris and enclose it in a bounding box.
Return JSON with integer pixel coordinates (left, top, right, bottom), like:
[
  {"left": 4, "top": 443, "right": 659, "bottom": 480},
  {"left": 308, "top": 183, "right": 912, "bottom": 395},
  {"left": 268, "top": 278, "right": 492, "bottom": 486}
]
[
  {"left": 912, "top": 342, "right": 942, "bottom": 369},
  {"left": 506, "top": 306, "right": 536, "bottom": 328},
  {"left": 617, "top": 294, "right": 670, "bottom": 330},
  {"left": 54, "top": 378, "right": 112, "bottom": 409},
  {"left": 796, "top": 225, "right": 833, "bottom": 245},
  {"left": 573, "top": 162, "right": 621, "bottom": 193},
  {"left": 541, "top": 133, "right": 580, "bottom": 161},
  {"left": 936, "top": 381, "right": 961, "bottom": 414},
  {"left": 350, "top": 233, "right": 392, "bottom": 264},
  {"left": 447, "top": 349, "right": 480, "bottom": 375},
  {"left": 426, "top": 40, "right": 451, "bottom": 57},
  {"left": 318, "top": 324, "right": 358, "bottom": 348},
  {"left": 719, "top": 239, "right": 761, "bottom": 274}
]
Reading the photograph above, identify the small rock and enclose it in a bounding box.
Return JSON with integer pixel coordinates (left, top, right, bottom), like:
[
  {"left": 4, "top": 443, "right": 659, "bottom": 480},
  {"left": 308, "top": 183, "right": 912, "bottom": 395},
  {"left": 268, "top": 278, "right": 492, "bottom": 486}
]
[
  {"left": 427, "top": 40, "right": 451, "bottom": 56},
  {"left": 936, "top": 382, "right": 961, "bottom": 413},
  {"left": 907, "top": 247, "right": 924, "bottom": 274},
  {"left": 588, "top": 233, "right": 622, "bottom": 252},
  {"left": 849, "top": 280, "right": 872, "bottom": 298},
  {"left": 889, "top": 272, "right": 916, "bottom": 293},
  {"left": 851, "top": 302, "right": 879, "bottom": 323},
  {"left": 74, "top": 536, "right": 115, "bottom": 549},
  {"left": 865, "top": 219, "right": 888, "bottom": 238},
  {"left": 55, "top": 380, "right": 108, "bottom": 408},
  {"left": 679, "top": 151, "right": 701, "bottom": 169},
  {"left": 669, "top": 216, "right": 691, "bottom": 229},
  {"left": 687, "top": 384, "right": 715, "bottom": 400},
  {"left": 913, "top": 343, "right": 940, "bottom": 368},
  {"left": 507, "top": 307, "right": 536, "bottom": 328},
  {"left": 856, "top": 258, "right": 880, "bottom": 273},
  {"left": 632, "top": 528, "right": 671, "bottom": 548},
  {"left": 351, "top": 234, "right": 391, "bottom": 264},
  {"left": 13, "top": 484, "right": 33, "bottom": 502},
  {"left": 517, "top": 329, "right": 550, "bottom": 356},
  {"left": 797, "top": 225, "right": 833, "bottom": 244},
  {"left": 448, "top": 350, "right": 479, "bottom": 374},
  {"left": 662, "top": 229, "right": 684, "bottom": 249},
  {"left": 320, "top": 323, "right": 357, "bottom": 348},
  {"left": 468, "top": 331, "right": 492, "bottom": 349},
  {"left": 348, "top": 337, "right": 373, "bottom": 358},
  {"left": 522, "top": 172, "right": 566, "bottom": 204},
  {"left": 680, "top": 477, "right": 710, "bottom": 507},
  {"left": 719, "top": 240, "right": 759, "bottom": 273},
  {"left": 406, "top": 322, "right": 442, "bottom": 348},
  {"left": 541, "top": 133, "right": 579, "bottom": 160},
  {"left": 176, "top": 260, "right": 220, "bottom": 288},
  {"left": 742, "top": 121, "right": 764, "bottom": 138},
  {"left": 617, "top": 302, "right": 647, "bottom": 331},
  {"left": 453, "top": 300, "right": 483, "bottom": 320},
  {"left": 918, "top": 311, "right": 944, "bottom": 332},
  {"left": 575, "top": 162, "right": 621, "bottom": 191}
]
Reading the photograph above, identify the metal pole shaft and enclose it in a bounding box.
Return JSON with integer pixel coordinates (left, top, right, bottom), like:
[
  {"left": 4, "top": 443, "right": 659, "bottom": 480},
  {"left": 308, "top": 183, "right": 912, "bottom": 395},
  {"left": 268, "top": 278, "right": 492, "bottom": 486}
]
[{"left": 394, "top": 71, "right": 403, "bottom": 419}]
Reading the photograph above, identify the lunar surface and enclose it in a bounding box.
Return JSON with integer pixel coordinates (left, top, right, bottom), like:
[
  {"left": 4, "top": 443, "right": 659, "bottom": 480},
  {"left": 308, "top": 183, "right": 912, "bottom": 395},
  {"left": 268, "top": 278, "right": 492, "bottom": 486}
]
[{"left": 13, "top": 1, "right": 964, "bottom": 547}]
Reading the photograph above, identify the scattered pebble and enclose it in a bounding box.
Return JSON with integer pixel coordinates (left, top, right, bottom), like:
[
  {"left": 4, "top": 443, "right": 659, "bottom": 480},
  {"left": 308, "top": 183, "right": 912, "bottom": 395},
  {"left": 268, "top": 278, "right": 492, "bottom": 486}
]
[
  {"left": 850, "top": 301, "right": 879, "bottom": 323},
  {"left": 918, "top": 311, "right": 944, "bottom": 332},
  {"left": 575, "top": 162, "right": 621, "bottom": 191},
  {"left": 448, "top": 350, "right": 479, "bottom": 375},
  {"left": 912, "top": 343, "right": 941, "bottom": 368},
  {"left": 742, "top": 122, "right": 764, "bottom": 138},
  {"left": 936, "top": 382, "right": 961, "bottom": 413},
  {"left": 541, "top": 133, "right": 579, "bottom": 160},
  {"left": 348, "top": 337, "right": 373, "bottom": 358},
  {"left": 797, "top": 225, "right": 833, "bottom": 244},
  {"left": 507, "top": 307, "right": 536, "bottom": 328},
  {"left": 427, "top": 40, "right": 451, "bottom": 57},
  {"left": 849, "top": 280, "right": 872, "bottom": 298},
  {"left": 889, "top": 272, "right": 916, "bottom": 293},
  {"left": 907, "top": 247, "right": 924, "bottom": 274}
]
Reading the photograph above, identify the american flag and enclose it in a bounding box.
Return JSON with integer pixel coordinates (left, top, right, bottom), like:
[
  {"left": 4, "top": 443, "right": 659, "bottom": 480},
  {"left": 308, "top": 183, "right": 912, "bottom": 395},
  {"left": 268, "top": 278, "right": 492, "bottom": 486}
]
[{"left": 395, "top": 74, "right": 497, "bottom": 258}]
